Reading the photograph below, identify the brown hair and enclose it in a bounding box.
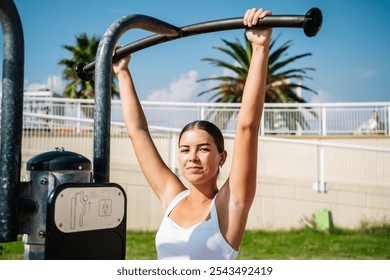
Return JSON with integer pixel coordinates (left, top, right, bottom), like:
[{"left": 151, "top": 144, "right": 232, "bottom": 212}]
[{"left": 178, "top": 120, "right": 224, "bottom": 153}]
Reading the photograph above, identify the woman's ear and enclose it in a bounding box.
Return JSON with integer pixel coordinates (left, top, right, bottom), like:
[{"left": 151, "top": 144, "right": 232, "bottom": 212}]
[{"left": 219, "top": 150, "right": 227, "bottom": 167}]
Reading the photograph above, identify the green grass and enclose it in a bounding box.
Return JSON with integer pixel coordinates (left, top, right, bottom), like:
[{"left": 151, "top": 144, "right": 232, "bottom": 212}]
[
  {"left": 1, "top": 226, "right": 389, "bottom": 260},
  {"left": 239, "top": 227, "right": 390, "bottom": 259},
  {"left": 0, "top": 236, "right": 24, "bottom": 260},
  {"left": 126, "top": 231, "right": 157, "bottom": 259}
]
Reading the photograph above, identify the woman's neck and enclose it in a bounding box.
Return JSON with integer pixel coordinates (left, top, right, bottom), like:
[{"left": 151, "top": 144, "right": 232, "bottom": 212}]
[{"left": 188, "top": 183, "right": 218, "bottom": 202}]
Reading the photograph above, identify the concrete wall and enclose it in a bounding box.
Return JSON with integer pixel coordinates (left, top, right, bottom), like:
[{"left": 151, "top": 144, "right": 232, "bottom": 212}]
[
  {"left": 110, "top": 161, "right": 390, "bottom": 231},
  {"left": 21, "top": 135, "right": 390, "bottom": 230}
]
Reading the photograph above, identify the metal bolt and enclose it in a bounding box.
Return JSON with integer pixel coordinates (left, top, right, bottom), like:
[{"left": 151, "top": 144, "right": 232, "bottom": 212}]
[
  {"left": 40, "top": 178, "right": 48, "bottom": 185},
  {"left": 38, "top": 230, "right": 45, "bottom": 239}
]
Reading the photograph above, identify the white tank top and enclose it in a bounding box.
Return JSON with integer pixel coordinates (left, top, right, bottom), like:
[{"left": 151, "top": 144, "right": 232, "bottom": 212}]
[{"left": 155, "top": 190, "right": 239, "bottom": 260}]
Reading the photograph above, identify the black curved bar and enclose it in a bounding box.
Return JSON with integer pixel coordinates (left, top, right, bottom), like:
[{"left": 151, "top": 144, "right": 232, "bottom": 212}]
[
  {"left": 77, "top": 14, "right": 181, "bottom": 81},
  {"left": 92, "top": 14, "right": 181, "bottom": 182},
  {"left": 79, "top": 8, "right": 322, "bottom": 79}
]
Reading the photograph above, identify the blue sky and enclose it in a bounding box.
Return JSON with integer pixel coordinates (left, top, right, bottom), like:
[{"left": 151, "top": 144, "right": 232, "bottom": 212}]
[{"left": 1, "top": 0, "right": 389, "bottom": 103}]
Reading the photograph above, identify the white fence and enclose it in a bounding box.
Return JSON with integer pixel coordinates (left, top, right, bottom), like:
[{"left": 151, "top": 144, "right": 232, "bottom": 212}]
[
  {"left": 18, "top": 97, "right": 390, "bottom": 136},
  {"left": 17, "top": 113, "right": 390, "bottom": 190},
  {"left": 7, "top": 97, "right": 389, "bottom": 189}
]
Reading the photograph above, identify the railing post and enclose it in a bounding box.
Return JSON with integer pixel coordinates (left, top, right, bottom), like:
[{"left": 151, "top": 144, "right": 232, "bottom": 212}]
[
  {"left": 169, "top": 132, "right": 178, "bottom": 175},
  {"left": 260, "top": 110, "right": 265, "bottom": 136},
  {"left": 313, "top": 145, "right": 326, "bottom": 192},
  {"left": 199, "top": 104, "right": 205, "bottom": 120},
  {"left": 321, "top": 106, "right": 327, "bottom": 136},
  {"left": 76, "top": 101, "right": 81, "bottom": 134},
  {"left": 387, "top": 105, "right": 390, "bottom": 135},
  {"left": 318, "top": 146, "right": 326, "bottom": 192}
]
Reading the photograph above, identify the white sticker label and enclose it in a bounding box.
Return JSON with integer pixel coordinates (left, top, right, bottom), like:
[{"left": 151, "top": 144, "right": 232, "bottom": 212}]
[{"left": 54, "top": 186, "right": 125, "bottom": 233}]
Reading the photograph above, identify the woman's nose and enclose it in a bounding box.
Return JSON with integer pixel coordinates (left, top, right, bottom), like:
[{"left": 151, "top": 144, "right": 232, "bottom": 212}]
[{"left": 188, "top": 150, "right": 198, "bottom": 162}]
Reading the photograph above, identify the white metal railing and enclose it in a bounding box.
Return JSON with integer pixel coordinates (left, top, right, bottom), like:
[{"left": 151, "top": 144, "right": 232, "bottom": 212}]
[
  {"left": 13, "top": 96, "right": 390, "bottom": 136},
  {"left": 2, "top": 96, "right": 389, "bottom": 188},
  {"left": 17, "top": 112, "right": 390, "bottom": 190},
  {"left": 252, "top": 135, "right": 390, "bottom": 191}
]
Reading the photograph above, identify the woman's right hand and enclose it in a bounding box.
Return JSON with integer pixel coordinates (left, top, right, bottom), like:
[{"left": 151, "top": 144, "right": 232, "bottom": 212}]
[
  {"left": 113, "top": 46, "right": 131, "bottom": 76},
  {"left": 243, "top": 8, "right": 272, "bottom": 47}
]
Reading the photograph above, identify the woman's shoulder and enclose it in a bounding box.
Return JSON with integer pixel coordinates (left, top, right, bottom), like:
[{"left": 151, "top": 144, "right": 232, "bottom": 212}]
[{"left": 161, "top": 185, "right": 188, "bottom": 213}]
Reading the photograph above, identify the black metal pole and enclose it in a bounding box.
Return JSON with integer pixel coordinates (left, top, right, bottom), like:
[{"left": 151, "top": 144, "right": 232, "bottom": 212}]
[
  {"left": 92, "top": 14, "right": 181, "bottom": 183},
  {"left": 78, "top": 8, "right": 322, "bottom": 79},
  {"left": 0, "top": 0, "right": 25, "bottom": 242}
]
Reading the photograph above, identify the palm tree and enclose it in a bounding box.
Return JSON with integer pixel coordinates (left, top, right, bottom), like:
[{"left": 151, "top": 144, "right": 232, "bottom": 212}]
[
  {"left": 197, "top": 33, "right": 317, "bottom": 133},
  {"left": 58, "top": 32, "right": 119, "bottom": 99}
]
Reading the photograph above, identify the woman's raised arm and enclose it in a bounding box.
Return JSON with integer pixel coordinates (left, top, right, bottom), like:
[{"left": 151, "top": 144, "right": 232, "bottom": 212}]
[
  {"left": 113, "top": 52, "right": 185, "bottom": 211},
  {"left": 217, "top": 8, "right": 272, "bottom": 249}
]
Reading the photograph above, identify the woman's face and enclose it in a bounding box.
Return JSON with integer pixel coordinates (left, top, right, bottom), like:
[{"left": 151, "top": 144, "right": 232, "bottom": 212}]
[{"left": 178, "top": 128, "right": 225, "bottom": 185}]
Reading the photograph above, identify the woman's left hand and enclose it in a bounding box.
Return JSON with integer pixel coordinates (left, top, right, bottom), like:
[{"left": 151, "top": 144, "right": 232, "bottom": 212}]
[
  {"left": 243, "top": 8, "right": 272, "bottom": 46},
  {"left": 112, "top": 46, "right": 131, "bottom": 76}
]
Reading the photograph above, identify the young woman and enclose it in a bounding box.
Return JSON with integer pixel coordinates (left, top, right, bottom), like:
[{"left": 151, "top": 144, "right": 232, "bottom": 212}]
[{"left": 114, "top": 8, "right": 272, "bottom": 260}]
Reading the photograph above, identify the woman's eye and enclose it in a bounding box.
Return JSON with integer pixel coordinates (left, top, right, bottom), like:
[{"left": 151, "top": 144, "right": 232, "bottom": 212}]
[{"left": 180, "top": 149, "right": 189, "bottom": 153}]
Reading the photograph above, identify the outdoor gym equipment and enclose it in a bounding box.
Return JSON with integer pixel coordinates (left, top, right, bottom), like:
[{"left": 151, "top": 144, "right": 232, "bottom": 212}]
[
  {"left": 0, "top": 0, "right": 126, "bottom": 260},
  {"left": 0, "top": 0, "right": 322, "bottom": 259}
]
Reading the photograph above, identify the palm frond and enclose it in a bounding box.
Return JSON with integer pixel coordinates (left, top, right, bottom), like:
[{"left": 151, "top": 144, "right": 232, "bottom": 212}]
[
  {"left": 197, "top": 76, "right": 242, "bottom": 83},
  {"left": 197, "top": 85, "right": 224, "bottom": 96},
  {"left": 197, "top": 34, "right": 318, "bottom": 130},
  {"left": 219, "top": 38, "right": 250, "bottom": 69},
  {"left": 270, "top": 53, "right": 313, "bottom": 73},
  {"left": 59, "top": 32, "right": 119, "bottom": 99},
  {"left": 201, "top": 58, "right": 247, "bottom": 78}
]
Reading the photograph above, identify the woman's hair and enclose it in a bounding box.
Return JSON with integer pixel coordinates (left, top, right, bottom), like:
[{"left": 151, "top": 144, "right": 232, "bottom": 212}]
[{"left": 178, "top": 120, "right": 225, "bottom": 153}]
